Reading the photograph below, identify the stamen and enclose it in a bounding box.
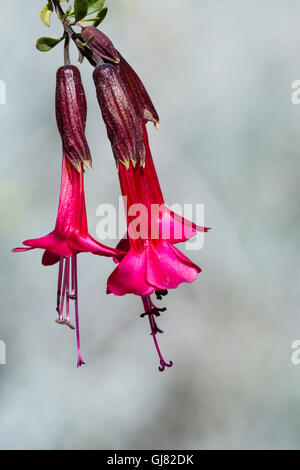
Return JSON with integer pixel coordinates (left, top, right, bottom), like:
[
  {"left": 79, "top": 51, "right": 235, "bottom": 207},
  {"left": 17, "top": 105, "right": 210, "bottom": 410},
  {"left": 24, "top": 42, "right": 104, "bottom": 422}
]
[
  {"left": 56, "top": 257, "right": 64, "bottom": 312},
  {"left": 55, "top": 257, "right": 76, "bottom": 329},
  {"left": 72, "top": 254, "right": 85, "bottom": 367},
  {"left": 65, "top": 257, "right": 70, "bottom": 323},
  {"left": 67, "top": 293, "right": 77, "bottom": 300},
  {"left": 140, "top": 310, "right": 160, "bottom": 318},
  {"left": 142, "top": 296, "right": 172, "bottom": 372},
  {"left": 151, "top": 317, "right": 164, "bottom": 335},
  {"left": 155, "top": 289, "right": 168, "bottom": 300},
  {"left": 58, "top": 257, "right": 67, "bottom": 321}
]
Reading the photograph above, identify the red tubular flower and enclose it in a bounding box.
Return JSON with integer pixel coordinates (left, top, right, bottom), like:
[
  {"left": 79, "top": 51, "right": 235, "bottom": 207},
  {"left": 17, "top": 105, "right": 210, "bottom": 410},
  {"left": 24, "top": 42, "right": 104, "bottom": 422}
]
[
  {"left": 116, "top": 123, "right": 210, "bottom": 252},
  {"left": 92, "top": 51, "right": 209, "bottom": 370},
  {"left": 106, "top": 153, "right": 203, "bottom": 370},
  {"left": 13, "top": 66, "right": 121, "bottom": 367},
  {"left": 92, "top": 57, "right": 209, "bottom": 370},
  {"left": 13, "top": 154, "right": 120, "bottom": 367},
  {"left": 107, "top": 159, "right": 202, "bottom": 297}
]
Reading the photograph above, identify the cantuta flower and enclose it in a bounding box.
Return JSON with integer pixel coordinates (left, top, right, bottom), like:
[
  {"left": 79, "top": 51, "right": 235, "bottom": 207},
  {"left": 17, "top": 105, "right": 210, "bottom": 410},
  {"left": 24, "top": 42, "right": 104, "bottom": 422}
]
[
  {"left": 93, "top": 61, "right": 208, "bottom": 370},
  {"left": 13, "top": 65, "right": 121, "bottom": 367}
]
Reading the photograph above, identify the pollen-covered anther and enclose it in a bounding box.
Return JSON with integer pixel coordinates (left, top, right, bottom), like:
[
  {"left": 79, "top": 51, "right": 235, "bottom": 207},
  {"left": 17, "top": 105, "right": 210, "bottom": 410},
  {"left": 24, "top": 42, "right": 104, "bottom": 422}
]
[
  {"left": 140, "top": 310, "right": 160, "bottom": 318},
  {"left": 55, "top": 318, "right": 75, "bottom": 330},
  {"left": 155, "top": 289, "right": 168, "bottom": 300}
]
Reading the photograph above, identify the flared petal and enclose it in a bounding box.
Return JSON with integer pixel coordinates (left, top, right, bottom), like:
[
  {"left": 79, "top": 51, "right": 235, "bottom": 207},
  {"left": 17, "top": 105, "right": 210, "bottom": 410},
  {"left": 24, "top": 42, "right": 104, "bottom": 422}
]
[
  {"left": 107, "top": 239, "right": 200, "bottom": 297},
  {"left": 70, "top": 233, "right": 122, "bottom": 258},
  {"left": 107, "top": 248, "right": 154, "bottom": 296},
  {"left": 12, "top": 246, "right": 35, "bottom": 253},
  {"left": 22, "top": 232, "right": 73, "bottom": 258},
  {"left": 145, "top": 240, "right": 200, "bottom": 290},
  {"left": 161, "top": 207, "right": 210, "bottom": 244}
]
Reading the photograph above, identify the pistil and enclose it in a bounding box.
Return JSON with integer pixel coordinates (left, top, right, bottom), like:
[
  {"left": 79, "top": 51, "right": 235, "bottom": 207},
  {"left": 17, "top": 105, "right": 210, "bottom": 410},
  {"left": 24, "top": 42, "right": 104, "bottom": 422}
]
[{"left": 142, "top": 296, "right": 172, "bottom": 372}]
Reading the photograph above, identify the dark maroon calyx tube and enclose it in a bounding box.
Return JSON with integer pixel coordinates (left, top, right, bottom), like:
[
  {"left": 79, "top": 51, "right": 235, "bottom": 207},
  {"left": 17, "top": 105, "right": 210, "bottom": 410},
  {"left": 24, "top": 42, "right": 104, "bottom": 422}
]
[
  {"left": 93, "top": 63, "right": 145, "bottom": 168},
  {"left": 56, "top": 65, "right": 92, "bottom": 171}
]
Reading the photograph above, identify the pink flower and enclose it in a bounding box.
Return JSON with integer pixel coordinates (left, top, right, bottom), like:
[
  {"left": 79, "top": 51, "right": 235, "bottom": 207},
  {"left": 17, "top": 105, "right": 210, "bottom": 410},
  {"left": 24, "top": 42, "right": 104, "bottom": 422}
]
[
  {"left": 13, "top": 154, "right": 120, "bottom": 367},
  {"left": 13, "top": 65, "right": 121, "bottom": 367},
  {"left": 92, "top": 56, "right": 209, "bottom": 370},
  {"left": 107, "top": 124, "right": 208, "bottom": 298}
]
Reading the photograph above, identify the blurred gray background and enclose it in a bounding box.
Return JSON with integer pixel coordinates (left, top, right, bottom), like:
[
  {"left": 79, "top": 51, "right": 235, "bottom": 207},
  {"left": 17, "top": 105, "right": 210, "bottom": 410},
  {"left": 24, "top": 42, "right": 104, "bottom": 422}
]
[{"left": 1, "top": 0, "right": 300, "bottom": 450}]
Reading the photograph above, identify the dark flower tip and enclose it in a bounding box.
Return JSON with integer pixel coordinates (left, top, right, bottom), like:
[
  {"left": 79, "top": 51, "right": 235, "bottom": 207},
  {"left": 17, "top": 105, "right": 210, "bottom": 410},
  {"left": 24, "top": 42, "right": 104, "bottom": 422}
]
[
  {"left": 56, "top": 65, "right": 92, "bottom": 172},
  {"left": 93, "top": 63, "right": 146, "bottom": 167}
]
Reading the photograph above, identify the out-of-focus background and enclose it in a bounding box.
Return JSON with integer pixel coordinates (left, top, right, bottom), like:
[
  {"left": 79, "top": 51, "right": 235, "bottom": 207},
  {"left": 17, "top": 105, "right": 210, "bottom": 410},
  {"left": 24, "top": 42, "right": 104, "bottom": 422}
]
[{"left": 1, "top": 0, "right": 300, "bottom": 450}]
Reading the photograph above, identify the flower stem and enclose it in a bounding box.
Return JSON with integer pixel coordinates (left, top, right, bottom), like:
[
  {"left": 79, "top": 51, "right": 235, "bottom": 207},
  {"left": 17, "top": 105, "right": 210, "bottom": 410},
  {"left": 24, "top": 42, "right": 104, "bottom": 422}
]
[{"left": 51, "top": 0, "right": 97, "bottom": 67}]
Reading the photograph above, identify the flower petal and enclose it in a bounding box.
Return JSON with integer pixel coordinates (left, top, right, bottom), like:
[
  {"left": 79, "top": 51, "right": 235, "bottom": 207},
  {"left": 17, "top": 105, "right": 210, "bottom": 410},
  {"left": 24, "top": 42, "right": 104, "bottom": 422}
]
[
  {"left": 145, "top": 240, "right": 200, "bottom": 290},
  {"left": 23, "top": 232, "right": 73, "bottom": 258},
  {"left": 107, "top": 248, "right": 154, "bottom": 296},
  {"left": 161, "top": 207, "right": 210, "bottom": 244},
  {"left": 42, "top": 250, "right": 60, "bottom": 266}
]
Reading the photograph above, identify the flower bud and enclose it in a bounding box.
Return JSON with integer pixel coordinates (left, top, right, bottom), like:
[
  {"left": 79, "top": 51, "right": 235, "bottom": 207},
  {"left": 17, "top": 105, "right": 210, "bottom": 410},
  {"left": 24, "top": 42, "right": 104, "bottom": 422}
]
[
  {"left": 116, "top": 52, "right": 159, "bottom": 128},
  {"left": 81, "top": 26, "right": 120, "bottom": 64},
  {"left": 55, "top": 65, "right": 92, "bottom": 171},
  {"left": 93, "top": 64, "right": 145, "bottom": 167}
]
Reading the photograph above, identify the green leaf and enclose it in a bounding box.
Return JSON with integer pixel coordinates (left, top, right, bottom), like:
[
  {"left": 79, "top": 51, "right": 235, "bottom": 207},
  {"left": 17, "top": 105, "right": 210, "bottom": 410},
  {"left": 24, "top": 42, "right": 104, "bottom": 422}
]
[
  {"left": 87, "top": 0, "right": 105, "bottom": 16},
  {"left": 74, "top": 0, "right": 88, "bottom": 22},
  {"left": 40, "top": 1, "right": 53, "bottom": 27},
  {"left": 36, "top": 36, "right": 64, "bottom": 52},
  {"left": 93, "top": 7, "right": 107, "bottom": 27},
  {"left": 68, "top": 0, "right": 105, "bottom": 18}
]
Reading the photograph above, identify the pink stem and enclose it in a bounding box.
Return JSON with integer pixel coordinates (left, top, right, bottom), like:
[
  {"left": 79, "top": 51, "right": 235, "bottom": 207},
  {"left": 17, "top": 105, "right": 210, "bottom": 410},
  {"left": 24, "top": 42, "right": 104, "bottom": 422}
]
[
  {"left": 65, "top": 257, "right": 70, "bottom": 323},
  {"left": 58, "top": 258, "right": 67, "bottom": 321},
  {"left": 56, "top": 257, "right": 64, "bottom": 313},
  {"left": 72, "top": 254, "right": 85, "bottom": 367}
]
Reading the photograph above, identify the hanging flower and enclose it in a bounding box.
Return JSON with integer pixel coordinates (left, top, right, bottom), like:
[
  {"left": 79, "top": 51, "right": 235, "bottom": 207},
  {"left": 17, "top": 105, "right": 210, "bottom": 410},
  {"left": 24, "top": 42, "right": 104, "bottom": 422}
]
[
  {"left": 13, "top": 65, "right": 121, "bottom": 367},
  {"left": 93, "top": 61, "right": 209, "bottom": 370}
]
